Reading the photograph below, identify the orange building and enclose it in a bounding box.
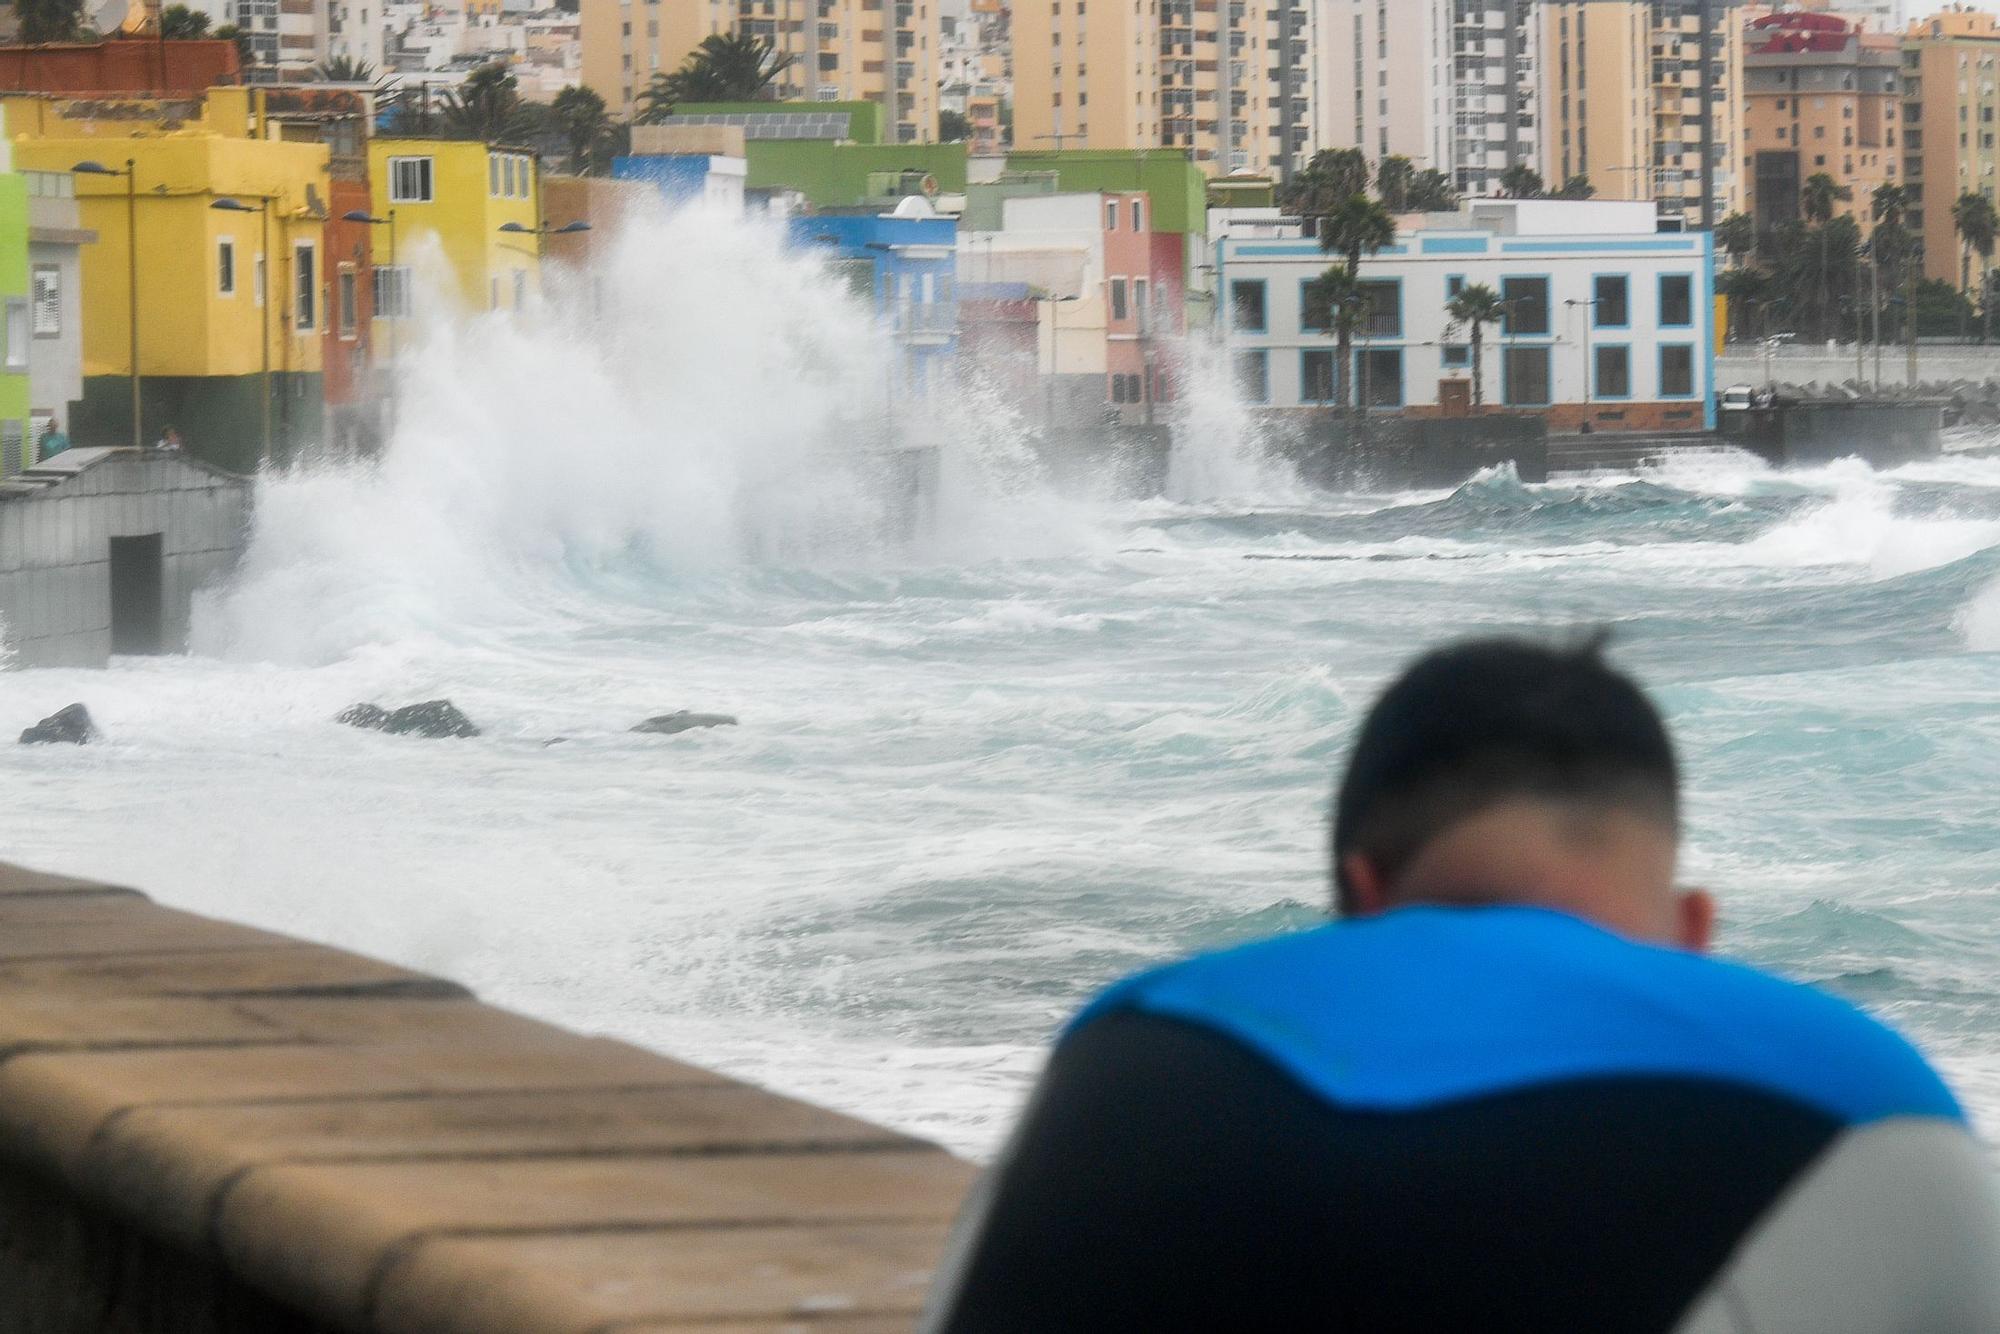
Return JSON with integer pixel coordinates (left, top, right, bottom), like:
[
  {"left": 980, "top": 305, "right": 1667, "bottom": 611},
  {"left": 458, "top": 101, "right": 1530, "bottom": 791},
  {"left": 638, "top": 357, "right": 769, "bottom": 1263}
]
[{"left": 1742, "top": 11, "right": 1904, "bottom": 230}]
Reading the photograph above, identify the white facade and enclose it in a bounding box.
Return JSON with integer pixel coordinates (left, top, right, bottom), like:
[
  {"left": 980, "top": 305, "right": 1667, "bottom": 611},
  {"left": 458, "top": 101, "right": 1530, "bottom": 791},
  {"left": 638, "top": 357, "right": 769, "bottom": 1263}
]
[
  {"left": 963, "top": 194, "right": 1108, "bottom": 378},
  {"left": 23, "top": 171, "right": 91, "bottom": 439},
  {"left": 1217, "top": 200, "right": 1717, "bottom": 429}
]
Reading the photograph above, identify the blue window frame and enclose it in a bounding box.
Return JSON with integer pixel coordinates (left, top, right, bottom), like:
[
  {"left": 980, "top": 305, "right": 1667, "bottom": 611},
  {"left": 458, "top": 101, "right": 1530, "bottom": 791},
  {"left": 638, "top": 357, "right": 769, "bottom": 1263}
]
[
  {"left": 1501, "top": 275, "right": 1550, "bottom": 335},
  {"left": 1594, "top": 344, "right": 1632, "bottom": 399},
  {"left": 1301, "top": 349, "right": 1338, "bottom": 403},
  {"left": 1357, "top": 278, "right": 1401, "bottom": 336},
  {"left": 1230, "top": 279, "right": 1267, "bottom": 333},
  {"left": 1356, "top": 347, "right": 1403, "bottom": 408},
  {"left": 1235, "top": 348, "right": 1268, "bottom": 402},
  {"left": 1446, "top": 273, "right": 1466, "bottom": 300},
  {"left": 1659, "top": 343, "right": 1698, "bottom": 398},
  {"left": 1299, "top": 278, "right": 1330, "bottom": 333},
  {"left": 1442, "top": 344, "right": 1471, "bottom": 368},
  {"left": 1659, "top": 273, "right": 1694, "bottom": 327},
  {"left": 1592, "top": 274, "right": 1630, "bottom": 328},
  {"left": 1503, "top": 344, "right": 1552, "bottom": 406}
]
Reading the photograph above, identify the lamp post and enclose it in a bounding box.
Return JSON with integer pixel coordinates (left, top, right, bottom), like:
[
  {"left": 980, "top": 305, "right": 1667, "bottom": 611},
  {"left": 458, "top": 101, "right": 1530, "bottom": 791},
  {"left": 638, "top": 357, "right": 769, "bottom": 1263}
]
[
  {"left": 210, "top": 196, "right": 273, "bottom": 465},
  {"left": 497, "top": 220, "right": 589, "bottom": 312},
  {"left": 1565, "top": 297, "right": 1599, "bottom": 410},
  {"left": 72, "top": 160, "right": 141, "bottom": 450},
  {"left": 1041, "top": 293, "right": 1081, "bottom": 433}
]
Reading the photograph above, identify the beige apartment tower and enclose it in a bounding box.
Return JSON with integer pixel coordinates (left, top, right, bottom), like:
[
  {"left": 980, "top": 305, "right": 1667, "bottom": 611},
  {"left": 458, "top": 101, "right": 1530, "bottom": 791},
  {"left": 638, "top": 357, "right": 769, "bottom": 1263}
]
[
  {"left": 1013, "top": 0, "right": 1312, "bottom": 176},
  {"left": 1539, "top": 1, "right": 1745, "bottom": 228},
  {"left": 582, "top": 0, "right": 941, "bottom": 142},
  {"left": 1902, "top": 8, "right": 2000, "bottom": 285}
]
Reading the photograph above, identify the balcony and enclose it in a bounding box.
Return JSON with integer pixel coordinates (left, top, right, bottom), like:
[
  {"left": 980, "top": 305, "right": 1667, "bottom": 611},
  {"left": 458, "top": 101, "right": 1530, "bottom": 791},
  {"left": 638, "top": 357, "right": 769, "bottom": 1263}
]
[{"left": 893, "top": 302, "right": 956, "bottom": 344}]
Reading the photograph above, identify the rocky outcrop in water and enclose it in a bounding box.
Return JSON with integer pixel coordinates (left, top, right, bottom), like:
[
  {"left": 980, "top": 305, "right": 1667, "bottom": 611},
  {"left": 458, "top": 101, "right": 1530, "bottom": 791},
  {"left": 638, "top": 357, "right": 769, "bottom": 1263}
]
[
  {"left": 338, "top": 700, "right": 482, "bottom": 739},
  {"left": 631, "top": 711, "right": 738, "bottom": 736},
  {"left": 19, "top": 704, "right": 97, "bottom": 745}
]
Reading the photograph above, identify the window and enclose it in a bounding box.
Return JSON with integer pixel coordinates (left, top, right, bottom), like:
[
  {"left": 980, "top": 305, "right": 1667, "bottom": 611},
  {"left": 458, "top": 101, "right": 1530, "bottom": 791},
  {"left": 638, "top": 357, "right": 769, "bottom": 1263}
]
[
  {"left": 1442, "top": 344, "right": 1471, "bottom": 368},
  {"left": 390, "top": 155, "right": 434, "bottom": 203},
  {"left": 217, "top": 238, "right": 237, "bottom": 296},
  {"left": 1230, "top": 279, "right": 1266, "bottom": 332},
  {"left": 490, "top": 155, "right": 502, "bottom": 196},
  {"left": 1501, "top": 276, "right": 1549, "bottom": 335},
  {"left": 255, "top": 254, "right": 266, "bottom": 309},
  {"left": 1112, "top": 373, "right": 1128, "bottom": 403},
  {"left": 1446, "top": 274, "right": 1465, "bottom": 299},
  {"left": 1234, "top": 348, "right": 1267, "bottom": 401},
  {"left": 1595, "top": 344, "right": 1631, "bottom": 398},
  {"left": 490, "top": 276, "right": 501, "bottom": 311},
  {"left": 513, "top": 269, "right": 528, "bottom": 308},
  {"left": 1357, "top": 279, "right": 1400, "bottom": 335},
  {"left": 1504, "top": 344, "right": 1551, "bottom": 405},
  {"left": 1110, "top": 278, "right": 1128, "bottom": 321},
  {"left": 1300, "top": 278, "right": 1330, "bottom": 332},
  {"left": 1301, "top": 348, "right": 1337, "bottom": 402},
  {"left": 1106, "top": 199, "right": 1118, "bottom": 230},
  {"left": 1593, "top": 274, "right": 1628, "bottom": 327},
  {"left": 293, "top": 243, "right": 317, "bottom": 330},
  {"left": 30, "top": 265, "right": 59, "bottom": 337},
  {"left": 1131, "top": 199, "right": 1144, "bottom": 231},
  {"left": 372, "top": 265, "right": 411, "bottom": 319},
  {"left": 1357, "top": 347, "right": 1402, "bottom": 407},
  {"left": 338, "top": 265, "right": 358, "bottom": 339},
  {"left": 1134, "top": 278, "right": 1149, "bottom": 330},
  {"left": 1659, "top": 273, "right": 1694, "bottom": 326},
  {"left": 2, "top": 299, "right": 24, "bottom": 371},
  {"left": 1660, "top": 344, "right": 1696, "bottom": 397}
]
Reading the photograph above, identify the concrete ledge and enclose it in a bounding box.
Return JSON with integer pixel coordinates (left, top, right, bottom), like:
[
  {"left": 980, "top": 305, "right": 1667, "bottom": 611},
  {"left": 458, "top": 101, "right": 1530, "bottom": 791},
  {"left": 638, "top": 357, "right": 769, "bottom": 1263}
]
[{"left": 0, "top": 861, "right": 974, "bottom": 1332}]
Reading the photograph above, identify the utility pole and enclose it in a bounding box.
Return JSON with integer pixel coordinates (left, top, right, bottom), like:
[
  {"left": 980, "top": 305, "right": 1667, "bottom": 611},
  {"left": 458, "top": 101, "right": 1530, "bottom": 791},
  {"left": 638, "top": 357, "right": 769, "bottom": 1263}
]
[
  {"left": 1907, "top": 248, "right": 1921, "bottom": 388},
  {"left": 1871, "top": 245, "right": 1882, "bottom": 390}
]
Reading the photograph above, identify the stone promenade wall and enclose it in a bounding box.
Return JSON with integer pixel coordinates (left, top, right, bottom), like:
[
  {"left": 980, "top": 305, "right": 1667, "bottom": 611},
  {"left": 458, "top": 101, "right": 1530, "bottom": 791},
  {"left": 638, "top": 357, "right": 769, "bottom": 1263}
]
[{"left": 0, "top": 861, "right": 974, "bottom": 1332}]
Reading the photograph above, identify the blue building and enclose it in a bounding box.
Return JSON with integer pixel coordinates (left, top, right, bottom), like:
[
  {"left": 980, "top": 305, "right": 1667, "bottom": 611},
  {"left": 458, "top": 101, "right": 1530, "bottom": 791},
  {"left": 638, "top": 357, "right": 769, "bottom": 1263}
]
[
  {"left": 611, "top": 154, "right": 747, "bottom": 211},
  {"left": 791, "top": 199, "right": 959, "bottom": 398}
]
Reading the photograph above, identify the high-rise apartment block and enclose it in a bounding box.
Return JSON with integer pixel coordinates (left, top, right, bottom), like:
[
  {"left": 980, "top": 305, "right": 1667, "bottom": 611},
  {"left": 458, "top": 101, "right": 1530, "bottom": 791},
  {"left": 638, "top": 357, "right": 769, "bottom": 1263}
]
[
  {"left": 1012, "top": 0, "right": 1312, "bottom": 176},
  {"left": 1900, "top": 7, "right": 2000, "bottom": 284},
  {"left": 1741, "top": 10, "right": 1902, "bottom": 229},
  {"left": 581, "top": 0, "right": 941, "bottom": 143},
  {"left": 1540, "top": 2, "right": 1744, "bottom": 228}
]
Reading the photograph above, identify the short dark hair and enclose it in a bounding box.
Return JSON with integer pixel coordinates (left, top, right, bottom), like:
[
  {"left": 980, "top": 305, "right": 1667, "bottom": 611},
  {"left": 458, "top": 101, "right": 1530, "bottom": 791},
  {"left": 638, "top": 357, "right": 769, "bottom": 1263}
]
[{"left": 1331, "top": 635, "right": 1679, "bottom": 915}]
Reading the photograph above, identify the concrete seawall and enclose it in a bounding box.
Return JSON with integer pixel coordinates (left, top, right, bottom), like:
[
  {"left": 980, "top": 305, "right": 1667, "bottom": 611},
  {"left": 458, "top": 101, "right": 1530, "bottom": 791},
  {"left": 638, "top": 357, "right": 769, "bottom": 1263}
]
[{"left": 0, "top": 860, "right": 974, "bottom": 1332}]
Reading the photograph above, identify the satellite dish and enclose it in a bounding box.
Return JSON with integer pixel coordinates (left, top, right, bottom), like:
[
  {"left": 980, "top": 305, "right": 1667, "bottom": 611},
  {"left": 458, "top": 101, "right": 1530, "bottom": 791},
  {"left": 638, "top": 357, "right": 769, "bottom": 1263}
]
[{"left": 91, "top": 0, "right": 132, "bottom": 31}]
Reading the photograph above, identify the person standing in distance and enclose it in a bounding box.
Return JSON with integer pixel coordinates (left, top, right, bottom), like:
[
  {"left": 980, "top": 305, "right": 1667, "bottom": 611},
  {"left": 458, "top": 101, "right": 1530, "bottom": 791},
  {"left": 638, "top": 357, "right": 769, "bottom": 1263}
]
[{"left": 923, "top": 635, "right": 2000, "bottom": 1333}]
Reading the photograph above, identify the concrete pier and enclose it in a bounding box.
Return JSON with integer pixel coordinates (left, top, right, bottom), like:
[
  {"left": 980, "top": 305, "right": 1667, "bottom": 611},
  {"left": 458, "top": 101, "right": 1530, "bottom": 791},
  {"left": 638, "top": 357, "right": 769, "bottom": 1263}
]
[{"left": 0, "top": 861, "right": 973, "bottom": 1332}]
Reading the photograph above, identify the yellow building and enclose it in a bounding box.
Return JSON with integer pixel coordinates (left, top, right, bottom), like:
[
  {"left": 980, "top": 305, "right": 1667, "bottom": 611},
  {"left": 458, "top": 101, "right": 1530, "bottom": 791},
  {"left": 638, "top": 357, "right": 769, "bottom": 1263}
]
[
  {"left": 365, "top": 138, "right": 541, "bottom": 333},
  {"left": 581, "top": 0, "right": 943, "bottom": 144},
  {"left": 6, "top": 89, "right": 330, "bottom": 473}
]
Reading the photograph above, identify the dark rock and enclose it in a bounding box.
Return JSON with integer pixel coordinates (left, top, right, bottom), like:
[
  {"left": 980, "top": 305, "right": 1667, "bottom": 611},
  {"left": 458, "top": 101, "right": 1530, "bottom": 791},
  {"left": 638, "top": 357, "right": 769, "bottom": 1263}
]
[
  {"left": 336, "top": 703, "right": 391, "bottom": 730},
  {"left": 383, "top": 700, "right": 481, "bottom": 739},
  {"left": 20, "top": 703, "right": 96, "bottom": 745},
  {"left": 631, "top": 711, "right": 738, "bottom": 736}
]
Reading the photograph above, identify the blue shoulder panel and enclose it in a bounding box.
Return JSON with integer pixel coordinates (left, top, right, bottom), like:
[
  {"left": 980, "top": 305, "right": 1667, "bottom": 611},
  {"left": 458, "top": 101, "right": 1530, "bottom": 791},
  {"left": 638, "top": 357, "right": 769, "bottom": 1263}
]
[{"left": 1072, "top": 907, "right": 1962, "bottom": 1126}]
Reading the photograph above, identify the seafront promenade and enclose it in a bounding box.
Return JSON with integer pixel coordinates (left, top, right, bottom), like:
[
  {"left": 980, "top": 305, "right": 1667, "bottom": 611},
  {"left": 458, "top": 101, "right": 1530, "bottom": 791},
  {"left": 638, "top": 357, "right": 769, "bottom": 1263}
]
[{"left": 0, "top": 860, "right": 973, "bottom": 1331}]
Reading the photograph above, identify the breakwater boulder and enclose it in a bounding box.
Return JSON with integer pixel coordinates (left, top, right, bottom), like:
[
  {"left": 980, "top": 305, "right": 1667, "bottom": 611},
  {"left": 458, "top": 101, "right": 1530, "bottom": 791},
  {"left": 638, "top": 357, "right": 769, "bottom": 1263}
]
[
  {"left": 19, "top": 704, "right": 96, "bottom": 745},
  {"left": 632, "top": 711, "right": 738, "bottom": 736},
  {"left": 337, "top": 699, "right": 482, "bottom": 739}
]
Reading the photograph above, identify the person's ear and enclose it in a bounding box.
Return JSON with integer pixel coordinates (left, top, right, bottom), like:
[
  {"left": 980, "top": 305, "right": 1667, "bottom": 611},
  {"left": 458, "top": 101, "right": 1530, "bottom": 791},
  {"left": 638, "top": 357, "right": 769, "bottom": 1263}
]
[
  {"left": 1341, "top": 853, "right": 1392, "bottom": 917},
  {"left": 1676, "top": 888, "right": 1716, "bottom": 953}
]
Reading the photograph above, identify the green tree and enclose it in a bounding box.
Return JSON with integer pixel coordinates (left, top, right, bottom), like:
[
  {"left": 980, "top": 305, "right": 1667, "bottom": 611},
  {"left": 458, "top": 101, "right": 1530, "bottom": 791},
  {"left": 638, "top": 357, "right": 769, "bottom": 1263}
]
[
  {"left": 159, "top": 3, "right": 208, "bottom": 37},
  {"left": 1553, "top": 173, "right": 1595, "bottom": 201},
  {"left": 1278, "top": 147, "right": 1370, "bottom": 217},
  {"left": 938, "top": 108, "right": 971, "bottom": 142},
  {"left": 313, "top": 55, "right": 379, "bottom": 82},
  {"left": 441, "top": 62, "right": 538, "bottom": 144},
  {"left": 1772, "top": 214, "right": 1861, "bottom": 342},
  {"left": 1717, "top": 266, "right": 1769, "bottom": 342},
  {"left": 1444, "top": 282, "right": 1506, "bottom": 408},
  {"left": 1302, "top": 265, "right": 1367, "bottom": 410},
  {"left": 657, "top": 32, "right": 795, "bottom": 104},
  {"left": 635, "top": 74, "right": 675, "bottom": 126},
  {"left": 1406, "top": 168, "right": 1458, "bottom": 213},
  {"left": 1801, "top": 171, "right": 1852, "bottom": 225},
  {"left": 1871, "top": 182, "right": 1915, "bottom": 229},
  {"left": 215, "top": 23, "right": 256, "bottom": 69},
  {"left": 15, "top": 0, "right": 86, "bottom": 42},
  {"left": 1953, "top": 190, "right": 1998, "bottom": 339},
  {"left": 551, "top": 84, "right": 612, "bottom": 175},
  {"left": 1498, "top": 163, "right": 1544, "bottom": 199},
  {"left": 1716, "top": 212, "right": 1758, "bottom": 267},
  {"left": 1375, "top": 154, "right": 1415, "bottom": 212},
  {"left": 1319, "top": 193, "right": 1397, "bottom": 274}
]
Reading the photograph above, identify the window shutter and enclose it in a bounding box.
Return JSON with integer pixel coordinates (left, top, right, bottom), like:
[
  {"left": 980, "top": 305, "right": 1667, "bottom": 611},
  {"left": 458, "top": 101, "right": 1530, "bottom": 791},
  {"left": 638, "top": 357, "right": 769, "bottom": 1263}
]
[{"left": 31, "top": 268, "right": 60, "bottom": 337}]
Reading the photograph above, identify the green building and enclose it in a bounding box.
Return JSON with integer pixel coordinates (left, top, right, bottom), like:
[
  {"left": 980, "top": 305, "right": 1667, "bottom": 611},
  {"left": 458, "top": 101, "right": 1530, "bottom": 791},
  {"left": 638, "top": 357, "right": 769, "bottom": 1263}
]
[{"left": 665, "top": 102, "right": 968, "bottom": 208}]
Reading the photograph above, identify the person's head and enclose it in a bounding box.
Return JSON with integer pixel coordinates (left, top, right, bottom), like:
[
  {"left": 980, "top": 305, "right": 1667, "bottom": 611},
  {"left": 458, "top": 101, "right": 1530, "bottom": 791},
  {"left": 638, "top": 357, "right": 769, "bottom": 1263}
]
[{"left": 1332, "top": 634, "right": 1712, "bottom": 951}]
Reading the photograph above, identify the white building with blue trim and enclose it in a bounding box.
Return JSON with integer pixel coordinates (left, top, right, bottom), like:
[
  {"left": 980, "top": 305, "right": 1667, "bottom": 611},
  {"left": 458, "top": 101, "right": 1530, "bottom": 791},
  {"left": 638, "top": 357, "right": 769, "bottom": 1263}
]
[{"left": 1215, "top": 200, "right": 1718, "bottom": 434}]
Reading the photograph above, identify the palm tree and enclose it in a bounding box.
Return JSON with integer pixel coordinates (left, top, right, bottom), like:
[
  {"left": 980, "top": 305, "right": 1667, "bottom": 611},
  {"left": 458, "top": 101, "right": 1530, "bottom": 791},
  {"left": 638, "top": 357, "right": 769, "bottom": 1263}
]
[
  {"left": 1279, "top": 148, "right": 1371, "bottom": 218},
  {"left": 1303, "top": 266, "right": 1367, "bottom": 411},
  {"left": 1445, "top": 283, "right": 1505, "bottom": 409},
  {"left": 1716, "top": 212, "right": 1758, "bottom": 268},
  {"left": 1872, "top": 182, "right": 1914, "bottom": 229},
  {"left": 215, "top": 23, "right": 256, "bottom": 70},
  {"left": 1376, "top": 155, "right": 1415, "bottom": 212},
  {"left": 1320, "top": 194, "right": 1397, "bottom": 275},
  {"left": 1498, "top": 163, "right": 1544, "bottom": 199},
  {"left": 1953, "top": 191, "right": 1998, "bottom": 339},
  {"left": 662, "top": 32, "right": 796, "bottom": 104},
  {"left": 1801, "top": 172, "right": 1852, "bottom": 226},
  {"left": 159, "top": 4, "right": 208, "bottom": 37},
  {"left": 441, "top": 62, "right": 537, "bottom": 145},
  {"left": 1716, "top": 266, "right": 1769, "bottom": 342},
  {"left": 16, "top": 0, "right": 87, "bottom": 42},
  {"left": 1407, "top": 169, "right": 1458, "bottom": 213},
  {"left": 313, "top": 55, "right": 379, "bottom": 82},
  {"left": 551, "top": 85, "right": 612, "bottom": 175},
  {"left": 1553, "top": 173, "right": 1595, "bottom": 201},
  {"left": 635, "top": 73, "right": 675, "bottom": 126}
]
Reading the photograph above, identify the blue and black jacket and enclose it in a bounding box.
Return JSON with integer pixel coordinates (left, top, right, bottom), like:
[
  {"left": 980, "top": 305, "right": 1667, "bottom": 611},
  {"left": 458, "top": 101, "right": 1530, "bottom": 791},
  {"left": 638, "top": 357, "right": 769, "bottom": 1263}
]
[{"left": 923, "top": 907, "right": 2000, "bottom": 1332}]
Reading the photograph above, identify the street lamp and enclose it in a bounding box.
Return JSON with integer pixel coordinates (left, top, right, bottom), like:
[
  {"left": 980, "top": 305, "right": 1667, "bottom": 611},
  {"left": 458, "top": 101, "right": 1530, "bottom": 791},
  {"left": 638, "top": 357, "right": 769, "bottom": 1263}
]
[
  {"left": 210, "top": 196, "right": 273, "bottom": 465},
  {"left": 496, "top": 220, "right": 591, "bottom": 236},
  {"left": 72, "top": 160, "right": 141, "bottom": 450},
  {"left": 342, "top": 208, "right": 397, "bottom": 370},
  {"left": 1565, "top": 297, "right": 1600, "bottom": 409}
]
